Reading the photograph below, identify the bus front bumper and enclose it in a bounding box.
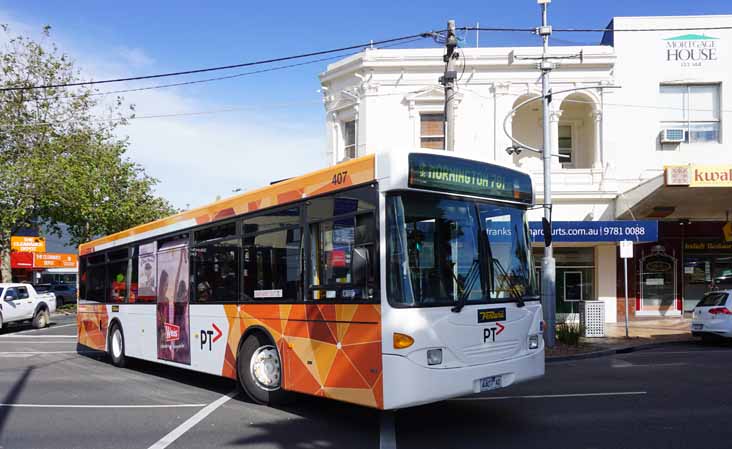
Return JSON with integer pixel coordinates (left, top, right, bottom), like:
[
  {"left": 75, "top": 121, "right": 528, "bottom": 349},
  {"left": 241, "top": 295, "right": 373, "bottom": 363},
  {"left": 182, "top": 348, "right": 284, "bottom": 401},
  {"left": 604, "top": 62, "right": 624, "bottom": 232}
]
[{"left": 381, "top": 348, "right": 545, "bottom": 410}]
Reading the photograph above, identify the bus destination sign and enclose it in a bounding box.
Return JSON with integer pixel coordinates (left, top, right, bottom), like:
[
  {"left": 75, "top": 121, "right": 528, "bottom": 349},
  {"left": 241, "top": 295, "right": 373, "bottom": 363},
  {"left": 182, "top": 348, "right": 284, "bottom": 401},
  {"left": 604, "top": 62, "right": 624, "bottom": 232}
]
[{"left": 408, "top": 153, "right": 533, "bottom": 204}]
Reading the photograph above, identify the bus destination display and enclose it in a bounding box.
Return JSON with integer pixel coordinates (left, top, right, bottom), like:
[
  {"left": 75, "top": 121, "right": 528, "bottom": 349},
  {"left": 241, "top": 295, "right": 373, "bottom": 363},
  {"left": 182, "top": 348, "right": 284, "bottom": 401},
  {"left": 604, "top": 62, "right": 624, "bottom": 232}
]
[{"left": 408, "top": 153, "right": 532, "bottom": 204}]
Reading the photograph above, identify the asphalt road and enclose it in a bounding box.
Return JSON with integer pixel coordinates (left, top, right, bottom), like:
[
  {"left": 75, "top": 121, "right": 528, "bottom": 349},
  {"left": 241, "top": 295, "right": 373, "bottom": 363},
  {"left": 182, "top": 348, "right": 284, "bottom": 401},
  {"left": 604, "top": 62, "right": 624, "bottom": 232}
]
[{"left": 1, "top": 314, "right": 731, "bottom": 449}]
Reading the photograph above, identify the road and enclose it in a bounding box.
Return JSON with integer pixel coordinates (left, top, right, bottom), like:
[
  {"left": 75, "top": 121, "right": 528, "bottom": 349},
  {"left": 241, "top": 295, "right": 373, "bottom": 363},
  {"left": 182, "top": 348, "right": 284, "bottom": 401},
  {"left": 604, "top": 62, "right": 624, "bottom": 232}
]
[{"left": 1, "top": 314, "right": 731, "bottom": 449}]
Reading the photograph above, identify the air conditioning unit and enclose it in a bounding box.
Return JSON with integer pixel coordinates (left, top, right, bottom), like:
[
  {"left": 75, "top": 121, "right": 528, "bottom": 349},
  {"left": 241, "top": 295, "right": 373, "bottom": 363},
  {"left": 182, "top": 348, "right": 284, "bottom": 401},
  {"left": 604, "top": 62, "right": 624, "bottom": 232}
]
[{"left": 660, "top": 128, "right": 686, "bottom": 143}]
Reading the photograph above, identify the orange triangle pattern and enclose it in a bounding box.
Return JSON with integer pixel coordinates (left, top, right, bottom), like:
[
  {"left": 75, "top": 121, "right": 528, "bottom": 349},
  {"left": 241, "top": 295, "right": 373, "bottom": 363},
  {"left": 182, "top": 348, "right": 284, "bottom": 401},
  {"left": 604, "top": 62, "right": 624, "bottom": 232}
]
[{"left": 223, "top": 303, "right": 383, "bottom": 409}]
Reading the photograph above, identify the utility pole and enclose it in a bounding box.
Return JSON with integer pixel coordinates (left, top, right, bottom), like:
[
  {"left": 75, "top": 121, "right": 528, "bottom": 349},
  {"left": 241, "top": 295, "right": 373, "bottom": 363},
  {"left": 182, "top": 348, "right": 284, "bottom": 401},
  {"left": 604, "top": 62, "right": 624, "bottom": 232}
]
[
  {"left": 538, "top": 0, "right": 557, "bottom": 348},
  {"left": 440, "top": 20, "right": 458, "bottom": 151}
]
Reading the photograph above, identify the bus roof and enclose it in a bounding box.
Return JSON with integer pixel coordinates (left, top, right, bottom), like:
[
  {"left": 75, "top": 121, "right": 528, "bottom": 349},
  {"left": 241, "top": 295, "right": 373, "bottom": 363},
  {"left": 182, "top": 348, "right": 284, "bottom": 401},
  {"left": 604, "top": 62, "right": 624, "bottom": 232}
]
[{"left": 79, "top": 154, "right": 376, "bottom": 255}]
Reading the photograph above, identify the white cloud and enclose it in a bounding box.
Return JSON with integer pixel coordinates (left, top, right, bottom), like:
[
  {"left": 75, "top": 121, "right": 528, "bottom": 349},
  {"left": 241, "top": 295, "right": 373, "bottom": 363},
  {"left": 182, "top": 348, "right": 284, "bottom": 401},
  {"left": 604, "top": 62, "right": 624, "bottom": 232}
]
[
  {"left": 0, "top": 10, "right": 328, "bottom": 210},
  {"left": 116, "top": 46, "right": 154, "bottom": 67}
]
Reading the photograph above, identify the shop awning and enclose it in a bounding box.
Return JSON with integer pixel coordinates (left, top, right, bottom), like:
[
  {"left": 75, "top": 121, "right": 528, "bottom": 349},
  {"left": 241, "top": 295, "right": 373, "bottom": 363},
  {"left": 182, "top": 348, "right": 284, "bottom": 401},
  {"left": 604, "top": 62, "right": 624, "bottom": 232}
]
[{"left": 616, "top": 169, "right": 732, "bottom": 221}]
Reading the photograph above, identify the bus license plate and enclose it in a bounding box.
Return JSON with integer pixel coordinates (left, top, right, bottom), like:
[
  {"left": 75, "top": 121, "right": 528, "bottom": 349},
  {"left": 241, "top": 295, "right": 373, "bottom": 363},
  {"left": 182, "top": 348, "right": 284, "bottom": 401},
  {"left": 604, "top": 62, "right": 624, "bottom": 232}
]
[{"left": 479, "top": 375, "right": 502, "bottom": 392}]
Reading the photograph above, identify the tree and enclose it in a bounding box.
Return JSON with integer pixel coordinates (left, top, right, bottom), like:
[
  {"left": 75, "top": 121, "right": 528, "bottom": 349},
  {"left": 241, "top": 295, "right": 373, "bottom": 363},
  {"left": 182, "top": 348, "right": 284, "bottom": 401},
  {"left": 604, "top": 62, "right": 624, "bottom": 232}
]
[{"left": 0, "top": 25, "right": 176, "bottom": 282}]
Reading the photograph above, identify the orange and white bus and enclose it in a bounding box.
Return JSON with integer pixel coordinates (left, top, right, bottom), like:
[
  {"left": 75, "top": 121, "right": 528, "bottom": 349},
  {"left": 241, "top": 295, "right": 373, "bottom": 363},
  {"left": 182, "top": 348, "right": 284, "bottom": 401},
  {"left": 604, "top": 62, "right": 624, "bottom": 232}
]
[{"left": 77, "top": 150, "right": 544, "bottom": 410}]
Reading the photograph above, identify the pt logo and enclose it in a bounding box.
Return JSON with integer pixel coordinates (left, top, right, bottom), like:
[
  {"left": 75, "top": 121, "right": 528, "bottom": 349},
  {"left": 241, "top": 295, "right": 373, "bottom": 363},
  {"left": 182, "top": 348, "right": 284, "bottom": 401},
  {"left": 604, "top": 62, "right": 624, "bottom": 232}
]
[
  {"left": 200, "top": 323, "right": 223, "bottom": 351},
  {"left": 483, "top": 322, "right": 505, "bottom": 343}
]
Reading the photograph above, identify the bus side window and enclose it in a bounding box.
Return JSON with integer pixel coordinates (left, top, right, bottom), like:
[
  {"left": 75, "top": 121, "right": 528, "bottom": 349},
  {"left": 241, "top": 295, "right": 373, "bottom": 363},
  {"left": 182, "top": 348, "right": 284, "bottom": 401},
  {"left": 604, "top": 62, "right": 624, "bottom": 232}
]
[
  {"left": 242, "top": 229, "right": 302, "bottom": 302},
  {"left": 309, "top": 213, "right": 376, "bottom": 302}
]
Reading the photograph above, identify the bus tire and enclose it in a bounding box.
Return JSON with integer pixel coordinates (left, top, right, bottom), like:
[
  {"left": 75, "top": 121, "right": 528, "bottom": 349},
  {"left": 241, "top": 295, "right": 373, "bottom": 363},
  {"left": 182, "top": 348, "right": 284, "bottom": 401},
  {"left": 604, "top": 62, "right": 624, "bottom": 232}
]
[
  {"left": 237, "top": 333, "right": 287, "bottom": 405},
  {"left": 109, "top": 323, "right": 127, "bottom": 368},
  {"left": 32, "top": 307, "right": 49, "bottom": 329}
]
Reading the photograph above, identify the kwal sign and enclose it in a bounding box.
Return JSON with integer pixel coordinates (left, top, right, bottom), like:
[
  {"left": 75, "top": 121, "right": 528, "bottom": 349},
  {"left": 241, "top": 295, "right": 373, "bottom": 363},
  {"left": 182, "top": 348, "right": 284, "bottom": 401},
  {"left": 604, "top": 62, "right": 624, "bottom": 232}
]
[{"left": 664, "top": 34, "right": 720, "bottom": 68}]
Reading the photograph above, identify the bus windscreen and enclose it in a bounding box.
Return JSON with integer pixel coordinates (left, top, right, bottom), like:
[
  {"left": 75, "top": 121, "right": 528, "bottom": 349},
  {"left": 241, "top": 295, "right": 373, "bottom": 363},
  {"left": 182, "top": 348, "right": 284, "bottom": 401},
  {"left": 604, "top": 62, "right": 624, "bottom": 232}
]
[{"left": 408, "top": 153, "right": 532, "bottom": 204}]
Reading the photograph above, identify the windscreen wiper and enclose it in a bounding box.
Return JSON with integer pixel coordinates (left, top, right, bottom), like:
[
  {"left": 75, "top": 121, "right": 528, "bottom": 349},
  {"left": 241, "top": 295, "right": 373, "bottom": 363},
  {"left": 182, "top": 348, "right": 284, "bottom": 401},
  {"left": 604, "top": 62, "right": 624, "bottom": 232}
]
[
  {"left": 451, "top": 259, "right": 480, "bottom": 313},
  {"left": 492, "top": 258, "right": 525, "bottom": 308}
]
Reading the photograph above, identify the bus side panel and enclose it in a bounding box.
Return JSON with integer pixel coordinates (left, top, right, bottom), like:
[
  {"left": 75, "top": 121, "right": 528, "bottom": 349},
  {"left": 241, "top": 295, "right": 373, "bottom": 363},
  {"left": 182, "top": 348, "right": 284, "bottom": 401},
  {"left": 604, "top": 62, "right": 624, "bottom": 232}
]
[
  {"left": 77, "top": 303, "right": 108, "bottom": 351},
  {"left": 117, "top": 304, "right": 157, "bottom": 360},
  {"left": 230, "top": 303, "right": 383, "bottom": 409}
]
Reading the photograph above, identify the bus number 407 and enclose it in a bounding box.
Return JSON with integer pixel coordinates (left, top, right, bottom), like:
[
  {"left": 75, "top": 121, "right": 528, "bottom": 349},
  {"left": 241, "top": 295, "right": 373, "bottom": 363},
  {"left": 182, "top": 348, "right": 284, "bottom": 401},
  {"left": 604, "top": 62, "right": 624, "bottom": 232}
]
[{"left": 332, "top": 171, "right": 348, "bottom": 185}]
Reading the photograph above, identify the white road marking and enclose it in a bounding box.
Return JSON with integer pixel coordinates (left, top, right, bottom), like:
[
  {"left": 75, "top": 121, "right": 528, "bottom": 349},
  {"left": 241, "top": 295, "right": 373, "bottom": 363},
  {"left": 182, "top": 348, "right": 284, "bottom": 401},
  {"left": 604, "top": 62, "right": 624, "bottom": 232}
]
[
  {"left": 15, "top": 323, "right": 76, "bottom": 334},
  {"left": 0, "top": 335, "right": 76, "bottom": 338},
  {"left": 612, "top": 360, "right": 686, "bottom": 369},
  {"left": 379, "top": 411, "right": 397, "bottom": 449},
  {"left": 643, "top": 349, "right": 732, "bottom": 355},
  {"left": 0, "top": 403, "right": 208, "bottom": 409},
  {"left": 0, "top": 351, "right": 94, "bottom": 356},
  {"left": 147, "top": 390, "right": 238, "bottom": 449},
  {"left": 454, "top": 391, "right": 647, "bottom": 401}
]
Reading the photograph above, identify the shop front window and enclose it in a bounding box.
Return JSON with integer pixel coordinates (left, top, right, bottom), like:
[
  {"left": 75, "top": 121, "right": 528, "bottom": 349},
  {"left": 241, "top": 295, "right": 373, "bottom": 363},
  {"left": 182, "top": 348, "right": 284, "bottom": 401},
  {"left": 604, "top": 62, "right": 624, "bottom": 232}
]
[{"left": 534, "top": 247, "right": 595, "bottom": 319}]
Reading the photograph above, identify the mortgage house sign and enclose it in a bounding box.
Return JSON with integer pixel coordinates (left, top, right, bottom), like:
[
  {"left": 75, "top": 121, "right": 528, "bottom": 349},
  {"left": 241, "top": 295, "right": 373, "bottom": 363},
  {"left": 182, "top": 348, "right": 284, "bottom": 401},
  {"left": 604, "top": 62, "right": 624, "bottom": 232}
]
[{"left": 664, "top": 34, "right": 719, "bottom": 68}]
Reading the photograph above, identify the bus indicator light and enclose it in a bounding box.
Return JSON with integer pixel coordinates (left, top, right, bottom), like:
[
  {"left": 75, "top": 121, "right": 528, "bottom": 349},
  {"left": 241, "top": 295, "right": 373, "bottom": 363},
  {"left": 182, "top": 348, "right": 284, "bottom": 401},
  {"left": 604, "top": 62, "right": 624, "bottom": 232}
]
[{"left": 393, "top": 333, "right": 415, "bottom": 349}]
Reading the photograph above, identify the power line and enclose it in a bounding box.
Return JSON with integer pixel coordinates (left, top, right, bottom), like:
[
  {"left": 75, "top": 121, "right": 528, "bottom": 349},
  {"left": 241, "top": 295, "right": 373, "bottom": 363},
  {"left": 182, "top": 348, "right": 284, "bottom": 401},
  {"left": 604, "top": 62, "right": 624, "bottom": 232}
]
[
  {"left": 0, "top": 32, "right": 434, "bottom": 93},
  {"left": 89, "top": 36, "right": 426, "bottom": 98},
  {"left": 466, "top": 25, "right": 732, "bottom": 33}
]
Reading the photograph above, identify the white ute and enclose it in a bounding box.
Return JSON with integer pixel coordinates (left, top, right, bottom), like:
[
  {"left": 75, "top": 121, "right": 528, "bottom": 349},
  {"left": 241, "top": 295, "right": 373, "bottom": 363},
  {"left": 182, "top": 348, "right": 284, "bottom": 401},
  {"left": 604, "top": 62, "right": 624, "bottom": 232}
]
[{"left": 0, "top": 283, "right": 56, "bottom": 330}]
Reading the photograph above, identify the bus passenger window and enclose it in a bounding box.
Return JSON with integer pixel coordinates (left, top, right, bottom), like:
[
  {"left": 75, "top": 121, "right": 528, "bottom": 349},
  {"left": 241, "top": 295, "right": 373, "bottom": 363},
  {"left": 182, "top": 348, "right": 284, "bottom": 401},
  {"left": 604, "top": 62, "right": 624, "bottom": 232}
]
[
  {"left": 107, "top": 260, "right": 128, "bottom": 303},
  {"left": 191, "top": 239, "right": 240, "bottom": 303},
  {"left": 310, "top": 213, "right": 376, "bottom": 301},
  {"left": 242, "top": 229, "right": 302, "bottom": 301}
]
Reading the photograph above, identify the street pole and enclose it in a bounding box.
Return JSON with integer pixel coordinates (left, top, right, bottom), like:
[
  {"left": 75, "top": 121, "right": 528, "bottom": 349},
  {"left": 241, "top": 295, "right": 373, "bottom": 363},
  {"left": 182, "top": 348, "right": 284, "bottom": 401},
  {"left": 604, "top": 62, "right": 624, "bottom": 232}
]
[
  {"left": 538, "top": 0, "right": 556, "bottom": 347},
  {"left": 441, "top": 20, "right": 458, "bottom": 151},
  {"left": 624, "top": 258, "right": 629, "bottom": 338}
]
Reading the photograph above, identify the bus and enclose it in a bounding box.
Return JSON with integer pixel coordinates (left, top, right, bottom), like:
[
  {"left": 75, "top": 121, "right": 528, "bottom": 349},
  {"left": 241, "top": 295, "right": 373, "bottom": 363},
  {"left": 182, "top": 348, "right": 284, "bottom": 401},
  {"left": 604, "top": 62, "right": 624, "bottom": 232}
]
[{"left": 77, "top": 150, "right": 544, "bottom": 410}]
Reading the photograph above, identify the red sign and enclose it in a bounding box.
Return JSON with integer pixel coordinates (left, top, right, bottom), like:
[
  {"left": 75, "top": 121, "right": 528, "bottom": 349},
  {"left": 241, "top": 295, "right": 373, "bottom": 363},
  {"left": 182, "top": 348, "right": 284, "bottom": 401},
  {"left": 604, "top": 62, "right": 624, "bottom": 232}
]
[
  {"left": 164, "top": 322, "right": 181, "bottom": 342},
  {"left": 330, "top": 249, "right": 347, "bottom": 268},
  {"left": 10, "top": 252, "right": 34, "bottom": 269},
  {"left": 212, "top": 323, "right": 222, "bottom": 343}
]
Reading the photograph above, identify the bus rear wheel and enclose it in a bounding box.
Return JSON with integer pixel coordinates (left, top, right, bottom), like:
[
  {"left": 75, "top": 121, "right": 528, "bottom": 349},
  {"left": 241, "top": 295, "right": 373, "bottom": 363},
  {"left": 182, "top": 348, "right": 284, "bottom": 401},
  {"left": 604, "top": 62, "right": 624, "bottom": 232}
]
[
  {"left": 109, "top": 324, "right": 127, "bottom": 368},
  {"left": 237, "top": 333, "right": 288, "bottom": 405}
]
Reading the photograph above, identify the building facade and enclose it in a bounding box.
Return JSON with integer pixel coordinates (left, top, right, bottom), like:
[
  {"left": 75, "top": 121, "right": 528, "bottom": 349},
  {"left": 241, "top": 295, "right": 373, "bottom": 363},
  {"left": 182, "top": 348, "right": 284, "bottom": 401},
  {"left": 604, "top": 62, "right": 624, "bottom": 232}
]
[{"left": 319, "top": 15, "right": 732, "bottom": 323}]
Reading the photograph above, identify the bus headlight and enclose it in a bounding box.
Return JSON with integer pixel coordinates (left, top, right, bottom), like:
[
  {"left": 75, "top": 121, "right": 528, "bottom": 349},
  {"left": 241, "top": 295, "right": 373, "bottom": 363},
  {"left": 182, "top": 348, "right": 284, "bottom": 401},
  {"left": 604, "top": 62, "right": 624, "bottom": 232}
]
[
  {"left": 529, "top": 335, "right": 540, "bottom": 350},
  {"left": 427, "top": 348, "right": 443, "bottom": 365}
]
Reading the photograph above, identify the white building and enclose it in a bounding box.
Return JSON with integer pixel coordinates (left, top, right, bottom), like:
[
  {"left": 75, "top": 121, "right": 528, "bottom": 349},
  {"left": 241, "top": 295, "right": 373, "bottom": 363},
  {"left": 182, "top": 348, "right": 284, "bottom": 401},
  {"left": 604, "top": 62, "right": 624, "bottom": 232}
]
[{"left": 319, "top": 15, "right": 732, "bottom": 323}]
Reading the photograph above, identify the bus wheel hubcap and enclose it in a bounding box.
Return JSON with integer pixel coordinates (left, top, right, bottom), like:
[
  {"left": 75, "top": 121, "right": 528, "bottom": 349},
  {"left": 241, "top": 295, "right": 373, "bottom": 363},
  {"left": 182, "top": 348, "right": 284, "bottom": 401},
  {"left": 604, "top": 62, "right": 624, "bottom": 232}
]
[
  {"left": 112, "top": 330, "right": 122, "bottom": 358},
  {"left": 250, "top": 345, "right": 281, "bottom": 391}
]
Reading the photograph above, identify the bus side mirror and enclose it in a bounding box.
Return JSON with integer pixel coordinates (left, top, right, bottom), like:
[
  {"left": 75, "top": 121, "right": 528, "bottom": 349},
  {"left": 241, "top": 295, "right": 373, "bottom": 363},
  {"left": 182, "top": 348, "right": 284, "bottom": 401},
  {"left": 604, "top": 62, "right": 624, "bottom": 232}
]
[{"left": 542, "top": 217, "right": 552, "bottom": 247}]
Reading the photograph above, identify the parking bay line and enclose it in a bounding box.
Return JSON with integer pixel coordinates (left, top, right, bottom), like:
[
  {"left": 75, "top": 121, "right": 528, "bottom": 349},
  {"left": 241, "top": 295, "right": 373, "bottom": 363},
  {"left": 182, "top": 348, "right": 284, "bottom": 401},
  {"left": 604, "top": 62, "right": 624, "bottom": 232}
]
[
  {"left": 0, "top": 403, "right": 208, "bottom": 409},
  {"left": 453, "top": 391, "right": 647, "bottom": 401},
  {"left": 148, "top": 390, "right": 238, "bottom": 449},
  {"left": 14, "top": 323, "right": 77, "bottom": 334}
]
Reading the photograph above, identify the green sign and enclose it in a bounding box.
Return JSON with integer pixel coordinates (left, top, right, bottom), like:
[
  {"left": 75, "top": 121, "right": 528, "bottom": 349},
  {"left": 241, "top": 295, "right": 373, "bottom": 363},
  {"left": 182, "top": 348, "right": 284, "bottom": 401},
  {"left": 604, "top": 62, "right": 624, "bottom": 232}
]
[{"left": 408, "top": 153, "right": 533, "bottom": 204}]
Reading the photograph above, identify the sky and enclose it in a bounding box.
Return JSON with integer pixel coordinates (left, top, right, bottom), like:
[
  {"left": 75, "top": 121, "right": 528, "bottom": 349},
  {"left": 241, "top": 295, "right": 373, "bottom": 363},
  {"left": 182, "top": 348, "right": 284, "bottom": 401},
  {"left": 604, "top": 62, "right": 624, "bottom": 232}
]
[{"left": 1, "top": 0, "right": 731, "bottom": 210}]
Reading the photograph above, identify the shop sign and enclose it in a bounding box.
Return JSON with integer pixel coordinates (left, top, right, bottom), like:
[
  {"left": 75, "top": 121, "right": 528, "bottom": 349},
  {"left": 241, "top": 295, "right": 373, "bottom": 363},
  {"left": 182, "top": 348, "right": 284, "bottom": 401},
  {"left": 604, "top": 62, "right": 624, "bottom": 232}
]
[
  {"left": 33, "top": 253, "right": 78, "bottom": 269},
  {"left": 10, "top": 252, "right": 34, "bottom": 269},
  {"left": 528, "top": 220, "right": 658, "bottom": 243},
  {"left": 10, "top": 236, "right": 46, "bottom": 253},
  {"left": 684, "top": 241, "right": 732, "bottom": 252},
  {"left": 723, "top": 222, "right": 732, "bottom": 242},
  {"left": 664, "top": 34, "right": 719, "bottom": 68},
  {"left": 665, "top": 165, "right": 732, "bottom": 187}
]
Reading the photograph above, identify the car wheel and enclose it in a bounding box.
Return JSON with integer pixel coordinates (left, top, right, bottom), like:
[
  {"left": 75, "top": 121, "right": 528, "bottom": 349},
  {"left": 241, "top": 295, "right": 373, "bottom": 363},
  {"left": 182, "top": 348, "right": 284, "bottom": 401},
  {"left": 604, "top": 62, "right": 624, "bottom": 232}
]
[
  {"left": 109, "top": 324, "right": 127, "bottom": 368},
  {"left": 237, "top": 333, "right": 288, "bottom": 405},
  {"left": 0, "top": 313, "right": 3, "bottom": 330},
  {"left": 32, "top": 308, "right": 49, "bottom": 329}
]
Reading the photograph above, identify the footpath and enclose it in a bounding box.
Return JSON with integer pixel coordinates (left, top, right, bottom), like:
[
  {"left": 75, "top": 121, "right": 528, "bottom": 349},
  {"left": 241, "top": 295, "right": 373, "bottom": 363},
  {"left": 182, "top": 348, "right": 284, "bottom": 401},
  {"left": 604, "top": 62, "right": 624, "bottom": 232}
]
[{"left": 546, "top": 317, "right": 695, "bottom": 362}]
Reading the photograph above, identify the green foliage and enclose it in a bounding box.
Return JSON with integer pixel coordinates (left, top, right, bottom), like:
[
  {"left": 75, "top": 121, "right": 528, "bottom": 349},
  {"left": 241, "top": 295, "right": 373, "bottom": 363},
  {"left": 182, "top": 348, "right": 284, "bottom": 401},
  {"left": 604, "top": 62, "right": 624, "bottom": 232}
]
[
  {"left": 556, "top": 322, "right": 584, "bottom": 346},
  {"left": 0, "top": 25, "right": 176, "bottom": 281}
]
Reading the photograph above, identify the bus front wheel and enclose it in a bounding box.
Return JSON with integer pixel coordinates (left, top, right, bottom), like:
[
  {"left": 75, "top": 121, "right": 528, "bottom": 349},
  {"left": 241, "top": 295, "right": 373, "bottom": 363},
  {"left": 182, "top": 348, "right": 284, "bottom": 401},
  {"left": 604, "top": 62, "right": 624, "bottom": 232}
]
[{"left": 237, "top": 333, "right": 288, "bottom": 405}]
